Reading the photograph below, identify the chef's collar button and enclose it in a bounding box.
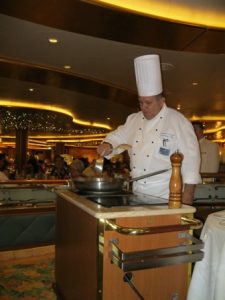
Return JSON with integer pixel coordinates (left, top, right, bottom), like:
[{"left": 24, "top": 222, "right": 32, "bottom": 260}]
[
  {"left": 160, "top": 116, "right": 163, "bottom": 119},
  {"left": 151, "top": 141, "right": 154, "bottom": 144},
  {"left": 156, "top": 129, "right": 158, "bottom": 131},
  {"left": 136, "top": 140, "right": 139, "bottom": 143},
  {"left": 133, "top": 153, "right": 136, "bottom": 156},
  {"left": 139, "top": 128, "right": 142, "bottom": 130},
  {"left": 147, "top": 155, "right": 149, "bottom": 157},
  {"left": 144, "top": 181, "right": 146, "bottom": 184},
  {"left": 144, "top": 169, "right": 146, "bottom": 171},
  {"left": 133, "top": 166, "right": 136, "bottom": 169}
]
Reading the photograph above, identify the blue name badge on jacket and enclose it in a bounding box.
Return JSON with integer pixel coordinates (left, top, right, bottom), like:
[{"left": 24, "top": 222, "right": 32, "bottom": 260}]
[{"left": 159, "top": 147, "right": 170, "bottom": 156}]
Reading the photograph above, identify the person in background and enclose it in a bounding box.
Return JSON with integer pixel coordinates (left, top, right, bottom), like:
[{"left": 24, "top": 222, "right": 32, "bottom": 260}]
[
  {"left": 23, "top": 155, "right": 41, "bottom": 179},
  {"left": 192, "top": 121, "right": 220, "bottom": 173},
  {"left": 0, "top": 153, "right": 9, "bottom": 181},
  {"left": 50, "top": 155, "right": 71, "bottom": 179},
  {"left": 97, "top": 54, "right": 201, "bottom": 204},
  {"left": 70, "top": 158, "right": 85, "bottom": 178}
]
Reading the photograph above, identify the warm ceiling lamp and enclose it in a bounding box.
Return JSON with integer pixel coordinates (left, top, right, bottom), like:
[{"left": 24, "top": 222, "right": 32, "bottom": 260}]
[
  {"left": 0, "top": 99, "right": 112, "bottom": 130},
  {"left": 48, "top": 38, "right": 58, "bottom": 44},
  {"left": 64, "top": 65, "right": 71, "bottom": 69},
  {"left": 190, "top": 116, "right": 225, "bottom": 122},
  {"left": 86, "top": 0, "right": 225, "bottom": 29},
  {"left": 176, "top": 104, "right": 181, "bottom": 111}
]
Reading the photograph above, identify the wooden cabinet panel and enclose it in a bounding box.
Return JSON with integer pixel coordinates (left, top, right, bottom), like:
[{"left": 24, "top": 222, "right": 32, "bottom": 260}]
[
  {"left": 55, "top": 197, "right": 192, "bottom": 300},
  {"left": 103, "top": 215, "right": 189, "bottom": 300},
  {"left": 55, "top": 198, "right": 98, "bottom": 299}
]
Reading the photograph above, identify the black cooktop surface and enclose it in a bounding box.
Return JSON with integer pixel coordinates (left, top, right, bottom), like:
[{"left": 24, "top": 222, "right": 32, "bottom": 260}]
[{"left": 78, "top": 191, "right": 167, "bottom": 208}]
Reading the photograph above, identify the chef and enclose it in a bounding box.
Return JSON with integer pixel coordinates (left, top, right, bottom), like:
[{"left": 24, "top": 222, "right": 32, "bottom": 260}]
[{"left": 97, "top": 54, "right": 201, "bottom": 204}]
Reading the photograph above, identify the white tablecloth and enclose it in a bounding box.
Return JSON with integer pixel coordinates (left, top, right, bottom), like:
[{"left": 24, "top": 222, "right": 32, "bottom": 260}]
[{"left": 187, "top": 210, "right": 225, "bottom": 300}]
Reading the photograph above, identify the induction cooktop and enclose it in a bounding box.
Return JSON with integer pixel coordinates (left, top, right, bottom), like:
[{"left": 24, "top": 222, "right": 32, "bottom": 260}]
[{"left": 82, "top": 192, "right": 168, "bottom": 208}]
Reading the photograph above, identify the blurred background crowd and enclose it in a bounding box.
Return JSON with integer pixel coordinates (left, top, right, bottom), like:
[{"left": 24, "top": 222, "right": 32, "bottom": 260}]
[{"left": 0, "top": 151, "right": 130, "bottom": 181}]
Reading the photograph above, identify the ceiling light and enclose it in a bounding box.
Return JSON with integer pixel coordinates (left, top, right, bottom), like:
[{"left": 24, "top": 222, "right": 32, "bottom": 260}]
[
  {"left": 47, "top": 138, "right": 103, "bottom": 143},
  {"left": 48, "top": 38, "right": 58, "bottom": 44},
  {"left": 90, "top": 0, "right": 225, "bottom": 29},
  {"left": 64, "top": 65, "right": 71, "bottom": 69},
  {"left": 0, "top": 100, "right": 112, "bottom": 130},
  {"left": 28, "top": 88, "right": 34, "bottom": 92},
  {"left": 192, "top": 82, "right": 198, "bottom": 86},
  {"left": 176, "top": 104, "right": 181, "bottom": 111},
  {"left": 216, "top": 121, "right": 222, "bottom": 128}
]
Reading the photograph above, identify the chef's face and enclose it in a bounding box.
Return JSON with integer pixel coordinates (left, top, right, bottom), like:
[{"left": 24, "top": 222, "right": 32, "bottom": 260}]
[{"left": 139, "top": 95, "right": 165, "bottom": 120}]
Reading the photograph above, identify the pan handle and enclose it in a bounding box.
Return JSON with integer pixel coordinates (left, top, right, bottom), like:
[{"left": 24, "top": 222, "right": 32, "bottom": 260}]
[{"left": 129, "top": 168, "right": 171, "bottom": 183}]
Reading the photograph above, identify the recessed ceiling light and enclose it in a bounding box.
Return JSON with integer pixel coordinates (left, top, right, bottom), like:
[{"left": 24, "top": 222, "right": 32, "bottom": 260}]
[
  {"left": 48, "top": 38, "right": 58, "bottom": 44},
  {"left": 64, "top": 65, "right": 71, "bottom": 69},
  {"left": 29, "top": 88, "right": 34, "bottom": 92},
  {"left": 176, "top": 104, "right": 181, "bottom": 110},
  {"left": 192, "top": 82, "right": 198, "bottom": 86},
  {"left": 107, "top": 117, "right": 111, "bottom": 120}
]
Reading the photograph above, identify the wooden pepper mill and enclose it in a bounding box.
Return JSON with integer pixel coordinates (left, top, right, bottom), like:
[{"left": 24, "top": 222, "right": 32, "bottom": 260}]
[{"left": 168, "top": 151, "right": 183, "bottom": 209}]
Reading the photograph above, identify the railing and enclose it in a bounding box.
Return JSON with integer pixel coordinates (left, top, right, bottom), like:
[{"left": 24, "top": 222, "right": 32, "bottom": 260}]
[
  {"left": 201, "top": 173, "right": 225, "bottom": 183},
  {"left": 0, "top": 179, "right": 69, "bottom": 187}
]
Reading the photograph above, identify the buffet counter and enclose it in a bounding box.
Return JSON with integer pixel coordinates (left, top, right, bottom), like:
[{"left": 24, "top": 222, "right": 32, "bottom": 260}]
[
  {"left": 0, "top": 180, "right": 69, "bottom": 250},
  {"left": 55, "top": 190, "right": 203, "bottom": 300},
  {"left": 57, "top": 190, "right": 196, "bottom": 219}
]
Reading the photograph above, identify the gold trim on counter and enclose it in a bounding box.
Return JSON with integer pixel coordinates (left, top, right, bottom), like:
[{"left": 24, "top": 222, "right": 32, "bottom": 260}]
[{"left": 103, "top": 216, "right": 203, "bottom": 236}]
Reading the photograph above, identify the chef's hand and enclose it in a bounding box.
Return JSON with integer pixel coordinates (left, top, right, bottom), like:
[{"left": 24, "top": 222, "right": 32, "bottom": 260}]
[
  {"left": 97, "top": 142, "right": 113, "bottom": 156},
  {"left": 182, "top": 184, "right": 195, "bottom": 205}
]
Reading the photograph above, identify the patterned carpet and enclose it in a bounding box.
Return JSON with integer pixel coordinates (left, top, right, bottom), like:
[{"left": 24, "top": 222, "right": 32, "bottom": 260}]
[{"left": 0, "top": 255, "right": 56, "bottom": 299}]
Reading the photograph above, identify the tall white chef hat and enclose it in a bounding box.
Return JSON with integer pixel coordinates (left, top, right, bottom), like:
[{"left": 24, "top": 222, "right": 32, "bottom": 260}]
[{"left": 134, "top": 54, "right": 163, "bottom": 97}]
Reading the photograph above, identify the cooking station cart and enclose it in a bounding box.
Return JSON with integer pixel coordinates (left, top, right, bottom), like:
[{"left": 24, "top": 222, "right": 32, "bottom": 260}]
[{"left": 55, "top": 190, "right": 203, "bottom": 300}]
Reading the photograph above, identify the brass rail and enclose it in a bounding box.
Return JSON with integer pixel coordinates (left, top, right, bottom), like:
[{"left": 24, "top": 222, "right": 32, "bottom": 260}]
[
  {"left": 0, "top": 179, "right": 69, "bottom": 185},
  {"left": 105, "top": 216, "right": 203, "bottom": 236}
]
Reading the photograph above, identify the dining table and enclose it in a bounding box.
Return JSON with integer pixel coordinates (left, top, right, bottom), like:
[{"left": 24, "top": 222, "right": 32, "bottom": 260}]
[{"left": 187, "top": 210, "right": 225, "bottom": 300}]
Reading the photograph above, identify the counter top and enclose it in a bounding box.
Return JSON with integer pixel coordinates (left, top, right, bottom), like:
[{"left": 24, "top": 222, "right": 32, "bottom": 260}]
[{"left": 56, "top": 190, "right": 196, "bottom": 219}]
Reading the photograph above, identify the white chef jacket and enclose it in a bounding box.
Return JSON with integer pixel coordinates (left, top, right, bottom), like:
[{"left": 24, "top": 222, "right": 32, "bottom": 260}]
[
  {"left": 199, "top": 137, "right": 220, "bottom": 173},
  {"left": 104, "top": 104, "right": 201, "bottom": 199}
]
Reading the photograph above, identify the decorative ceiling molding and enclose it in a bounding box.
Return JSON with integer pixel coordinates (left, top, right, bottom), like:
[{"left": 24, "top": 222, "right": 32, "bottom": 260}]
[
  {"left": 0, "top": 0, "right": 224, "bottom": 54},
  {"left": 85, "top": 0, "right": 225, "bottom": 30}
]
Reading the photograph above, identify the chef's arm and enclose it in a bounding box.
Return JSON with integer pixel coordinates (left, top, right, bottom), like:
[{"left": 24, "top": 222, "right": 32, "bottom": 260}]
[
  {"left": 97, "top": 142, "right": 113, "bottom": 156},
  {"left": 182, "top": 184, "right": 196, "bottom": 205}
]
